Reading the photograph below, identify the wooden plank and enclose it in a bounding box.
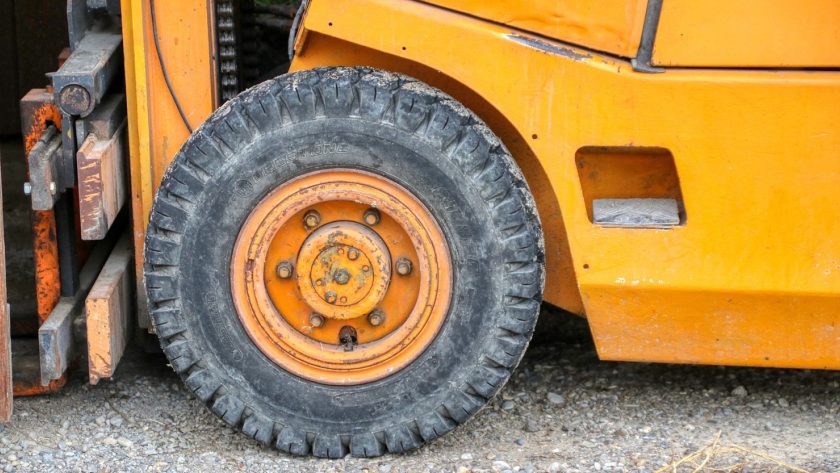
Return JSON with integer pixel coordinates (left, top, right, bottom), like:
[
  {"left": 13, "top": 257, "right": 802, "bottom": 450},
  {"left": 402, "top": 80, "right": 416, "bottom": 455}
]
[
  {"left": 0, "top": 162, "right": 11, "bottom": 422},
  {"left": 86, "top": 234, "right": 133, "bottom": 384},
  {"left": 77, "top": 121, "right": 127, "bottom": 240}
]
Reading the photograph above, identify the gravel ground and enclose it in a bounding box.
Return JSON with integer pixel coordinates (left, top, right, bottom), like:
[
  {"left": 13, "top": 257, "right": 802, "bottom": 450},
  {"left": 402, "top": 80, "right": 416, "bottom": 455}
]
[{"left": 1, "top": 310, "right": 838, "bottom": 472}]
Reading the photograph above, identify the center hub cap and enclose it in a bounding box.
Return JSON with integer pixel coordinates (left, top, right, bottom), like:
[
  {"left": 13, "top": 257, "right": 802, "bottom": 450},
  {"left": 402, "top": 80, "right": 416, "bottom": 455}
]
[{"left": 297, "top": 222, "right": 391, "bottom": 320}]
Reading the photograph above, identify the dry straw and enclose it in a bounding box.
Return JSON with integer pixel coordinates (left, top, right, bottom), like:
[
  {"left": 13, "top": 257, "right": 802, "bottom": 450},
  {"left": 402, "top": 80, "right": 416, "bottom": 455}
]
[{"left": 655, "top": 432, "right": 810, "bottom": 473}]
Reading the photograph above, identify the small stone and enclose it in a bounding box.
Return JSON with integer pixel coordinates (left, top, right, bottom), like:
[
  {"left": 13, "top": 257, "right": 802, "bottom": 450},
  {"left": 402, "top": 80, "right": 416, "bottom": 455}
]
[
  {"left": 493, "top": 460, "right": 512, "bottom": 471},
  {"left": 501, "top": 400, "right": 515, "bottom": 411},
  {"left": 116, "top": 438, "right": 134, "bottom": 448},
  {"left": 378, "top": 463, "right": 392, "bottom": 473},
  {"left": 101, "top": 438, "right": 117, "bottom": 446},
  {"left": 546, "top": 392, "right": 566, "bottom": 406},
  {"left": 547, "top": 462, "right": 562, "bottom": 473},
  {"left": 778, "top": 398, "right": 790, "bottom": 407},
  {"left": 515, "top": 438, "right": 526, "bottom": 446},
  {"left": 524, "top": 419, "right": 540, "bottom": 433},
  {"left": 731, "top": 386, "right": 748, "bottom": 397},
  {"left": 110, "top": 416, "right": 124, "bottom": 428},
  {"left": 460, "top": 453, "right": 473, "bottom": 461}
]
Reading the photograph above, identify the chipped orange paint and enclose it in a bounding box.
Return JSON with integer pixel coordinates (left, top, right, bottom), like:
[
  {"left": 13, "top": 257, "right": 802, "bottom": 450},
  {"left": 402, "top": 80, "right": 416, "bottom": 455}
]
[
  {"left": 31, "top": 211, "right": 60, "bottom": 324},
  {"left": 231, "top": 170, "right": 451, "bottom": 385},
  {"left": 23, "top": 102, "right": 61, "bottom": 157},
  {"left": 19, "top": 93, "right": 62, "bottom": 325}
]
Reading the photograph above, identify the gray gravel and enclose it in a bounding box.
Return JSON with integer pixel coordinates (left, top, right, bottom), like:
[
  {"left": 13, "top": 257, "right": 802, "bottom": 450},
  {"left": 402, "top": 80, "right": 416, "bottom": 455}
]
[{"left": 2, "top": 309, "right": 838, "bottom": 472}]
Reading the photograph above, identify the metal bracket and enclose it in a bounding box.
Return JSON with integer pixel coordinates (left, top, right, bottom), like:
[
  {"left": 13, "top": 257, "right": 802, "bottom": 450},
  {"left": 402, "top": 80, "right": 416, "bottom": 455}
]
[{"left": 26, "top": 126, "right": 62, "bottom": 211}]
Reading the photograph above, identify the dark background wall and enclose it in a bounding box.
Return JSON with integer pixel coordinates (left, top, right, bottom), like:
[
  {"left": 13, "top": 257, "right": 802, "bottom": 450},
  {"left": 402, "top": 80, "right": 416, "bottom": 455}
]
[{"left": 0, "top": 0, "right": 69, "bottom": 136}]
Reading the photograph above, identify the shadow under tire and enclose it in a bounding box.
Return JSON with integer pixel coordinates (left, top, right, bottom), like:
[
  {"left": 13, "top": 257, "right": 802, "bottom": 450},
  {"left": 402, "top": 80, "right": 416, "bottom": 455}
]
[{"left": 144, "top": 66, "right": 545, "bottom": 457}]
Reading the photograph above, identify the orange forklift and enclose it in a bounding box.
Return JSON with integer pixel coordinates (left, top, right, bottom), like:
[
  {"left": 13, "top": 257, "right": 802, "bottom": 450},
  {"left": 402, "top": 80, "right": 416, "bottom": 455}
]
[{"left": 1, "top": 0, "right": 839, "bottom": 458}]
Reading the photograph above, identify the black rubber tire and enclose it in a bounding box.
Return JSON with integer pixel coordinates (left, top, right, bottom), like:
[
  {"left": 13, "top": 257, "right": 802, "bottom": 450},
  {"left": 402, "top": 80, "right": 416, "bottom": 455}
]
[{"left": 144, "top": 67, "right": 545, "bottom": 458}]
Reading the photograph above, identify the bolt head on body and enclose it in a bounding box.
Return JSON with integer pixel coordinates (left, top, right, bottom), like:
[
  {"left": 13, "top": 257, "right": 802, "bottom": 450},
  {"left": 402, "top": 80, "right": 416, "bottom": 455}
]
[
  {"left": 363, "top": 208, "right": 381, "bottom": 226},
  {"left": 395, "top": 258, "right": 413, "bottom": 276},
  {"left": 275, "top": 261, "right": 294, "bottom": 279},
  {"left": 309, "top": 313, "right": 325, "bottom": 328},
  {"left": 325, "top": 291, "right": 338, "bottom": 304},
  {"left": 303, "top": 210, "right": 321, "bottom": 229}
]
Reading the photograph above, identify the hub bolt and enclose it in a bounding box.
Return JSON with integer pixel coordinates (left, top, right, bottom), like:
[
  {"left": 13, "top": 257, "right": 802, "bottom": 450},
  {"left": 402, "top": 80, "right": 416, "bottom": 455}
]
[
  {"left": 325, "top": 291, "right": 338, "bottom": 304},
  {"left": 395, "top": 258, "right": 413, "bottom": 276},
  {"left": 363, "top": 208, "right": 381, "bottom": 226},
  {"left": 303, "top": 210, "right": 321, "bottom": 229},
  {"left": 368, "top": 310, "right": 385, "bottom": 327},
  {"left": 309, "top": 313, "right": 325, "bottom": 328},
  {"left": 333, "top": 268, "right": 351, "bottom": 285},
  {"left": 347, "top": 247, "right": 360, "bottom": 261},
  {"left": 275, "top": 261, "right": 294, "bottom": 279}
]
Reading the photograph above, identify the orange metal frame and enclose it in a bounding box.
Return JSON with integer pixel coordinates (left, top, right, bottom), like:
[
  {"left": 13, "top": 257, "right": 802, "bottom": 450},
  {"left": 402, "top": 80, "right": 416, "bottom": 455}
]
[{"left": 125, "top": 0, "right": 840, "bottom": 370}]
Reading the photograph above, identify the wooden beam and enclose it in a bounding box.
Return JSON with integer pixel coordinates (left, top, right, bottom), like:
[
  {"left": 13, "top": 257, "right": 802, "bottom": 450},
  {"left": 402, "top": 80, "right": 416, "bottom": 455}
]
[
  {"left": 0, "top": 162, "right": 11, "bottom": 422},
  {"left": 77, "top": 120, "right": 127, "bottom": 240},
  {"left": 86, "top": 234, "right": 133, "bottom": 384}
]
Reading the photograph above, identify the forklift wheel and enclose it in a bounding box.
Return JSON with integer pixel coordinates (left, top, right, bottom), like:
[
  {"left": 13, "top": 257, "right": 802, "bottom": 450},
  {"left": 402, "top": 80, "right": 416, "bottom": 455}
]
[{"left": 144, "top": 67, "right": 544, "bottom": 457}]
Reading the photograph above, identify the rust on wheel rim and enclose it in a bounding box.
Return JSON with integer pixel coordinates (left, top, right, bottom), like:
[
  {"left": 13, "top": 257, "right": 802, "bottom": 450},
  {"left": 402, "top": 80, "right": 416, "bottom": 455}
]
[{"left": 231, "top": 169, "right": 452, "bottom": 385}]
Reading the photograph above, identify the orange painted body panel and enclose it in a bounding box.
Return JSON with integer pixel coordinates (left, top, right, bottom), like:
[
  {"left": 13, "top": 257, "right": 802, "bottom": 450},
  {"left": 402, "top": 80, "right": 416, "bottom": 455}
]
[
  {"left": 121, "top": 0, "right": 216, "bottom": 326},
  {"left": 292, "top": 0, "right": 840, "bottom": 369},
  {"left": 422, "top": 0, "right": 646, "bottom": 57},
  {"left": 654, "top": 0, "right": 840, "bottom": 68}
]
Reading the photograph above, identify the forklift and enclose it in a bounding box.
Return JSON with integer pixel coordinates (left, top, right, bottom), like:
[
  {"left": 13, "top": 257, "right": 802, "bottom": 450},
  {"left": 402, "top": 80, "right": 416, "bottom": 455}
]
[{"left": 1, "top": 0, "right": 839, "bottom": 458}]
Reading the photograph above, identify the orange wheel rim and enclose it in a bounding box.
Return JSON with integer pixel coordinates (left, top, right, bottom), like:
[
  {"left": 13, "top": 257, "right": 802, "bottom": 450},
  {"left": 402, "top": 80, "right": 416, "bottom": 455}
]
[{"left": 231, "top": 169, "right": 452, "bottom": 385}]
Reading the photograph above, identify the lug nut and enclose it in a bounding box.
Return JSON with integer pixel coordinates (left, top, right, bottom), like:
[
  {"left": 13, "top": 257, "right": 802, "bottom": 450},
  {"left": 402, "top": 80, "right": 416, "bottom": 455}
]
[
  {"left": 363, "top": 208, "right": 381, "bottom": 226},
  {"left": 325, "top": 291, "right": 338, "bottom": 304},
  {"left": 309, "top": 313, "right": 325, "bottom": 328},
  {"left": 395, "top": 258, "right": 413, "bottom": 276},
  {"left": 303, "top": 210, "right": 321, "bottom": 229},
  {"left": 347, "top": 247, "right": 360, "bottom": 261},
  {"left": 333, "top": 268, "right": 351, "bottom": 285},
  {"left": 275, "top": 261, "right": 294, "bottom": 279},
  {"left": 368, "top": 310, "right": 385, "bottom": 327}
]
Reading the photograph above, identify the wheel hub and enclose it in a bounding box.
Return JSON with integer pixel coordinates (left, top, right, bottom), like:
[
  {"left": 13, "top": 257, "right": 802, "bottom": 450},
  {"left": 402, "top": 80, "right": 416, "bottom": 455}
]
[
  {"left": 230, "top": 169, "right": 452, "bottom": 385},
  {"left": 297, "top": 222, "right": 391, "bottom": 320}
]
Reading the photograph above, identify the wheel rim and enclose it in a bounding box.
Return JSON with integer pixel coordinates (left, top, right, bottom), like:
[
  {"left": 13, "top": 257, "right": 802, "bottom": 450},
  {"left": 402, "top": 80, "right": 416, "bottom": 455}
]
[{"left": 231, "top": 169, "right": 452, "bottom": 385}]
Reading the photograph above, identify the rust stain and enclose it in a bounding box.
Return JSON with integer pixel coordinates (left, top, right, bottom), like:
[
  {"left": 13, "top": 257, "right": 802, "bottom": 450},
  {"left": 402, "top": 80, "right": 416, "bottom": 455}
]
[
  {"left": 23, "top": 103, "right": 61, "bottom": 156},
  {"left": 13, "top": 376, "right": 66, "bottom": 397}
]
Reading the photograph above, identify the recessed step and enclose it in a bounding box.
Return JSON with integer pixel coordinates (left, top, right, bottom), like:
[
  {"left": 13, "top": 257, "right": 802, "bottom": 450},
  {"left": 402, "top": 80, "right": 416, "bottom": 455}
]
[{"left": 592, "top": 198, "right": 680, "bottom": 228}]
